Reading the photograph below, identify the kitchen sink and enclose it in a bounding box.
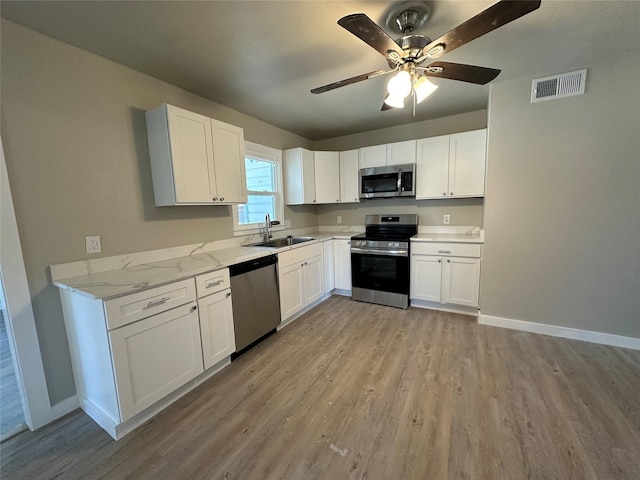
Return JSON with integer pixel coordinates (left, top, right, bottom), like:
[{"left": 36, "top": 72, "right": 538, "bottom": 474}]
[{"left": 248, "top": 236, "right": 315, "bottom": 248}]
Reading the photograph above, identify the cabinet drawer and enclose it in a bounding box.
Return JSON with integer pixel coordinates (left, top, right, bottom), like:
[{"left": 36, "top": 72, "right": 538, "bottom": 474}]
[
  {"left": 278, "top": 242, "right": 323, "bottom": 269},
  {"left": 411, "top": 242, "right": 482, "bottom": 258},
  {"left": 195, "top": 268, "right": 230, "bottom": 298},
  {"left": 104, "top": 279, "right": 196, "bottom": 330}
]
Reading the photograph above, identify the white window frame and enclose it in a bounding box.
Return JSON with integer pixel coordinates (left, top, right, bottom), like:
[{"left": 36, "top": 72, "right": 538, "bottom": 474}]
[{"left": 232, "top": 141, "right": 285, "bottom": 236}]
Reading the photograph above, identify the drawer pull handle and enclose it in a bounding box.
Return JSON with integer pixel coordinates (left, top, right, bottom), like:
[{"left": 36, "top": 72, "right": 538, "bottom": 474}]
[
  {"left": 145, "top": 297, "right": 169, "bottom": 309},
  {"left": 206, "top": 280, "right": 223, "bottom": 288},
  {"left": 438, "top": 250, "right": 451, "bottom": 254}
]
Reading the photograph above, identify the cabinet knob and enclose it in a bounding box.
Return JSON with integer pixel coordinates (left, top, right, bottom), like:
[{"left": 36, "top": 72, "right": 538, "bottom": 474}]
[
  {"left": 336, "top": 199, "right": 339, "bottom": 202},
  {"left": 305, "top": 261, "right": 308, "bottom": 266},
  {"left": 443, "top": 192, "right": 447, "bottom": 196},
  {"left": 450, "top": 192, "right": 454, "bottom": 196},
  {"left": 301, "top": 263, "right": 304, "bottom": 267},
  {"left": 447, "top": 259, "right": 451, "bottom": 263},
  {"left": 220, "top": 197, "right": 224, "bottom": 201},
  {"left": 313, "top": 200, "right": 316, "bottom": 203},
  {"left": 212, "top": 196, "right": 218, "bottom": 201},
  {"left": 226, "top": 292, "right": 231, "bottom": 298},
  {"left": 190, "top": 305, "right": 197, "bottom": 312},
  {"left": 438, "top": 259, "right": 441, "bottom": 263}
]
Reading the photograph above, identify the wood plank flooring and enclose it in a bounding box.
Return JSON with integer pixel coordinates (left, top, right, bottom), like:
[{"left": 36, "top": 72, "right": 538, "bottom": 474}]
[
  {"left": 2, "top": 295, "right": 640, "bottom": 479},
  {"left": 0, "top": 310, "right": 27, "bottom": 441}
]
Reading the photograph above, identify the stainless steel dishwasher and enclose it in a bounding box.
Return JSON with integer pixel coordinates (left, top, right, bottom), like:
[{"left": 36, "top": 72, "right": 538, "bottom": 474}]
[{"left": 229, "top": 254, "right": 281, "bottom": 358}]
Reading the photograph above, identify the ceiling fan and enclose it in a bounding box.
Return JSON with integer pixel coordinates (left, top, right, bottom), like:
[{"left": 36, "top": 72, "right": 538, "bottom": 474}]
[{"left": 311, "top": 0, "right": 541, "bottom": 112}]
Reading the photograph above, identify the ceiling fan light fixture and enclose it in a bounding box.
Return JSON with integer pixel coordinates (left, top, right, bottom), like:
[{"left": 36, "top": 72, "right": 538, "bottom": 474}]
[
  {"left": 414, "top": 76, "right": 438, "bottom": 103},
  {"left": 387, "top": 70, "right": 412, "bottom": 98},
  {"left": 384, "top": 94, "right": 405, "bottom": 109}
]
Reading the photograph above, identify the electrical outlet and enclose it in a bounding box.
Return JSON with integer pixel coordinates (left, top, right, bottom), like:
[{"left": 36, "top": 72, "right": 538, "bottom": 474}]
[
  {"left": 285, "top": 219, "right": 291, "bottom": 228},
  {"left": 337, "top": 215, "right": 342, "bottom": 224},
  {"left": 443, "top": 214, "right": 451, "bottom": 225},
  {"left": 85, "top": 235, "right": 101, "bottom": 254}
]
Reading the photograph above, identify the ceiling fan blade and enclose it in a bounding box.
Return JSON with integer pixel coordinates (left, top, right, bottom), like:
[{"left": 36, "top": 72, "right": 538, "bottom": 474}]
[
  {"left": 311, "top": 70, "right": 391, "bottom": 94},
  {"left": 422, "top": 0, "right": 541, "bottom": 59},
  {"left": 338, "top": 13, "right": 405, "bottom": 60},
  {"left": 422, "top": 62, "right": 501, "bottom": 85}
]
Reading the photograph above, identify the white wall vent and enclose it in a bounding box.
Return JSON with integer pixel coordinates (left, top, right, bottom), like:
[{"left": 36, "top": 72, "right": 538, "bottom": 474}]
[{"left": 531, "top": 69, "right": 587, "bottom": 103}]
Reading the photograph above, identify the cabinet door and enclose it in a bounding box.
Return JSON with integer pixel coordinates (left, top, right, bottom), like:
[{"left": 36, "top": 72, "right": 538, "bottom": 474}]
[
  {"left": 416, "top": 135, "right": 450, "bottom": 199},
  {"left": 165, "top": 105, "right": 216, "bottom": 203},
  {"left": 410, "top": 255, "right": 442, "bottom": 302},
  {"left": 109, "top": 302, "right": 203, "bottom": 421},
  {"left": 323, "top": 240, "right": 335, "bottom": 293},
  {"left": 278, "top": 262, "right": 304, "bottom": 320},
  {"left": 386, "top": 140, "right": 416, "bottom": 166},
  {"left": 448, "top": 129, "right": 487, "bottom": 197},
  {"left": 198, "top": 289, "right": 236, "bottom": 370},
  {"left": 442, "top": 257, "right": 481, "bottom": 307},
  {"left": 314, "top": 151, "right": 340, "bottom": 204},
  {"left": 211, "top": 119, "right": 247, "bottom": 203},
  {"left": 333, "top": 240, "right": 352, "bottom": 291},
  {"left": 303, "top": 255, "right": 324, "bottom": 305},
  {"left": 339, "top": 150, "right": 360, "bottom": 203},
  {"left": 359, "top": 145, "right": 386, "bottom": 168},
  {"left": 283, "top": 147, "right": 315, "bottom": 205}
]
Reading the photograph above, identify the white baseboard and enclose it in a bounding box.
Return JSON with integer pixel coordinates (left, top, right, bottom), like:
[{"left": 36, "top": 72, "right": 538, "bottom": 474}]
[
  {"left": 478, "top": 313, "right": 640, "bottom": 350},
  {"left": 411, "top": 299, "right": 478, "bottom": 316}
]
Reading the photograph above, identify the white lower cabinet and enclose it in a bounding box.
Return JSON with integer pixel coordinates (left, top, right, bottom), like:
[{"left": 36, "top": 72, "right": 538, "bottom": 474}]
[
  {"left": 410, "top": 242, "right": 481, "bottom": 309},
  {"left": 278, "top": 242, "right": 324, "bottom": 322},
  {"left": 333, "top": 239, "right": 352, "bottom": 292},
  {"left": 196, "top": 268, "right": 235, "bottom": 370},
  {"left": 59, "top": 272, "right": 237, "bottom": 440},
  {"left": 109, "top": 301, "right": 203, "bottom": 421},
  {"left": 323, "top": 240, "right": 335, "bottom": 293}
]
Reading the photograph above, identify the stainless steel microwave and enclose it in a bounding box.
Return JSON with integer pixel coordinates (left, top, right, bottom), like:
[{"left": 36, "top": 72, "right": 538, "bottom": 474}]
[{"left": 359, "top": 163, "right": 416, "bottom": 199}]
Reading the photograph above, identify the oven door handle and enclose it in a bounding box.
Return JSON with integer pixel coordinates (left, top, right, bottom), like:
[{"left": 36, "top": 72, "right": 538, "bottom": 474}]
[{"left": 351, "top": 247, "right": 408, "bottom": 257}]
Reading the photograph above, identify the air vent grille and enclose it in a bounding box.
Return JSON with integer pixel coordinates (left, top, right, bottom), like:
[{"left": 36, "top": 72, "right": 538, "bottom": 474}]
[{"left": 531, "top": 69, "right": 587, "bottom": 103}]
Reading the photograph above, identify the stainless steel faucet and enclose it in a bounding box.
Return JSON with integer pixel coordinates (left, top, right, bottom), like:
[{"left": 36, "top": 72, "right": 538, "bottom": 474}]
[{"left": 264, "top": 213, "right": 272, "bottom": 242}]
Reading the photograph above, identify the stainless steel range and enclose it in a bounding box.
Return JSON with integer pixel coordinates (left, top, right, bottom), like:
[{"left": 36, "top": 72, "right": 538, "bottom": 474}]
[{"left": 350, "top": 214, "right": 418, "bottom": 309}]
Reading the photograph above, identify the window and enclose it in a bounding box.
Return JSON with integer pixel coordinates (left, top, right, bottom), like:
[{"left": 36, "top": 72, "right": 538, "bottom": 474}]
[{"left": 233, "top": 141, "right": 284, "bottom": 235}]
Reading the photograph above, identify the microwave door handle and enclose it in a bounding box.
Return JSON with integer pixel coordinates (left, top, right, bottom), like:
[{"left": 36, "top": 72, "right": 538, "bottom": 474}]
[{"left": 397, "top": 169, "right": 402, "bottom": 193}]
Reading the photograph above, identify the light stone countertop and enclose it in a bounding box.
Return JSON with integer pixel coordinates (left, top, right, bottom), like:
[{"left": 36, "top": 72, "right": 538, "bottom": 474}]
[
  {"left": 412, "top": 233, "right": 483, "bottom": 244},
  {"left": 51, "top": 229, "right": 364, "bottom": 301}
]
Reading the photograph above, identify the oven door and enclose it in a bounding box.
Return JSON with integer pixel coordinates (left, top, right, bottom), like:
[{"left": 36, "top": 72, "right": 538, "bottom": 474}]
[{"left": 350, "top": 249, "right": 410, "bottom": 295}]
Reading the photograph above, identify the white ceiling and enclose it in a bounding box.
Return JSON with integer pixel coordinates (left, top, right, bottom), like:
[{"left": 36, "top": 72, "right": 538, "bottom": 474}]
[{"left": 2, "top": 1, "right": 639, "bottom": 141}]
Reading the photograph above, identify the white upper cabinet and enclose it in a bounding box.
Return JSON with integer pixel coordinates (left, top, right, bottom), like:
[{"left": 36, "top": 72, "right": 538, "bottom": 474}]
[
  {"left": 284, "top": 148, "right": 341, "bottom": 205},
  {"left": 145, "top": 104, "right": 247, "bottom": 206},
  {"left": 359, "top": 145, "right": 387, "bottom": 168},
  {"left": 210, "top": 119, "right": 247, "bottom": 203},
  {"left": 416, "top": 128, "right": 487, "bottom": 199},
  {"left": 416, "top": 135, "right": 450, "bottom": 198},
  {"left": 314, "top": 151, "right": 340, "bottom": 204},
  {"left": 339, "top": 149, "right": 359, "bottom": 203},
  {"left": 448, "top": 130, "right": 487, "bottom": 197},
  {"left": 284, "top": 147, "right": 316, "bottom": 205},
  {"left": 386, "top": 140, "right": 417, "bottom": 165}
]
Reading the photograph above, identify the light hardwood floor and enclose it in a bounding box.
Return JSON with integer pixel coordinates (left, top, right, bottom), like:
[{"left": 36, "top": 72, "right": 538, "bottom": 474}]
[
  {"left": 0, "top": 310, "right": 27, "bottom": 441},
  {"left": 2, "top": 295, "right": 640, "bottom": 479}
]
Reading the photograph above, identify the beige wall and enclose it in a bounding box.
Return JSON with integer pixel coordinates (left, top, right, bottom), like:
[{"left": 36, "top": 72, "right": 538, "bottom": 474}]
[
  {"left": 312, "top": 110, "right": 487, "bottom": 151},
  {"left": 481, "top": 52, "right": 640, "bottom": 338},
  {"left": 0, "top": 20, "right": 316, "bottom": 403},
  {"left": 313, "top": 111, "right": 487, "bottom": 228}
]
